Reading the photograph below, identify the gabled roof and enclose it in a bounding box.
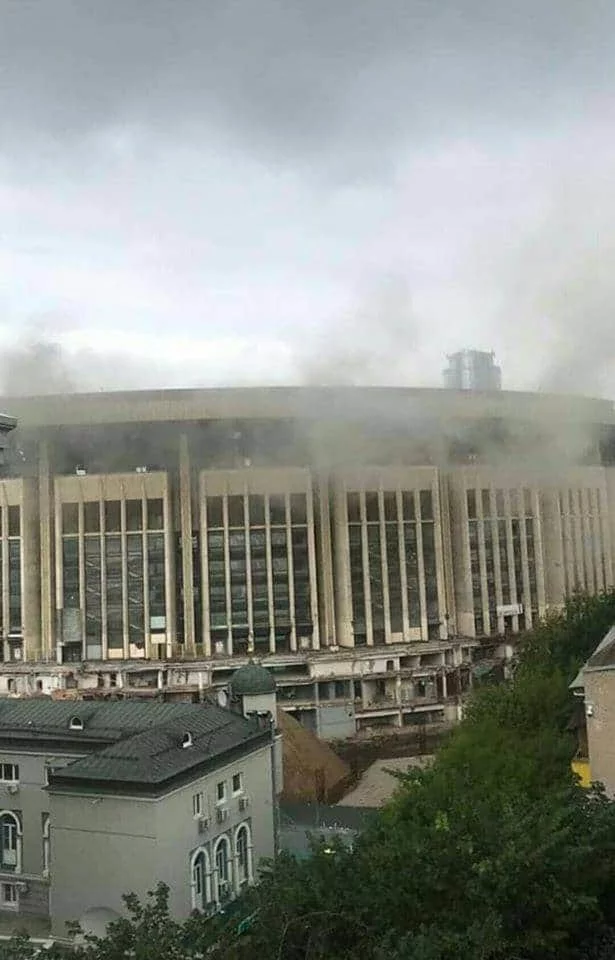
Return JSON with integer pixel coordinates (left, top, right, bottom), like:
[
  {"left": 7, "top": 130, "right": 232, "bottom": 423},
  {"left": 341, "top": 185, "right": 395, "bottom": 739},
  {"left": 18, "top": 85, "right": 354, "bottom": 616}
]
[
  {"left": 51, "top": 708, "right": 267, "bottom": 787},
  {"left": 0, "top": 700, "right": 268, "bottom": 791},
  {"left": 570, "top": 624, "right": 615, "bottom": 691}
]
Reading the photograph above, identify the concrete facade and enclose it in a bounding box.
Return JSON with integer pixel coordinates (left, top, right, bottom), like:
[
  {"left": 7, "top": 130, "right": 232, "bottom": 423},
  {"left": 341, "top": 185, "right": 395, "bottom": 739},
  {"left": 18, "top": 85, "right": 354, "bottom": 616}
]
[
  {"left": 1, "top": 386, "right": 615, "bottom": 734},
  {"left": 50, "top": 742, "right": 274, "bottom": 936},
  {"left": 0, "top": 700, "right": 276, "bottom": 936}
]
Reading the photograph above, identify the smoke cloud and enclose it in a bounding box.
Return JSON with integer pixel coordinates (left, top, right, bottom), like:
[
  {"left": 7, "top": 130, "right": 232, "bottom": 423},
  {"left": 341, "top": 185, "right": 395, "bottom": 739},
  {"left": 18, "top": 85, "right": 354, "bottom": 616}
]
[{"left": 298, "top": 275, "right": 419, "bottom": 387}]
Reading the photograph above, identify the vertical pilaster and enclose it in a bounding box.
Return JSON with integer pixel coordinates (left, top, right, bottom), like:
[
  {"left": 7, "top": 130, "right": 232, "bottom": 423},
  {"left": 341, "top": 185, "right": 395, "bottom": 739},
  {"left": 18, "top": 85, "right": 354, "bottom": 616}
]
[
  {"left": 179, "top": 435, "right": 196, "bottom": 654},
  {"left": 38, "top": 442, "right": 55, "bottom": 660}
]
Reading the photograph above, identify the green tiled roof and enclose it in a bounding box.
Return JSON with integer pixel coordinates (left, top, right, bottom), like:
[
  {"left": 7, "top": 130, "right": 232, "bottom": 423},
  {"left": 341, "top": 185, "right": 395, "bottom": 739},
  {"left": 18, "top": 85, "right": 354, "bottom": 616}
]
[{"left": 0, "top": 700, "right": 267, "bottom": 790}]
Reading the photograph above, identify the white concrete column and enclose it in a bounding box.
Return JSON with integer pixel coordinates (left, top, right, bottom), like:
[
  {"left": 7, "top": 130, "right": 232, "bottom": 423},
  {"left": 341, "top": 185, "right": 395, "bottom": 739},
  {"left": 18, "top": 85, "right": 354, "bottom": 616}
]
[
  {"left": 360, "top": 491, "right": 373, "bottom": 646},
  {"left": 432, "top": 473, "right": 448, "bottom": 640},
  {"left": 476, "top": 486, "right": 489, "bottom": 635},
  {"left": 414, "top": 489, "right": 428, "bottom": 641},
  {"left": 100, "top": 499, "right": 108, "bottom": 661},
  {"left": 397, "top": 488, "right": 410, "bottom": 639},
  {"left": 331, "top": 477, "right": 354, "bottom": 647},
  {"left": 39, "top": 443, "right": 55, "bottom": 660},
  {"left": 306, "top": 479, "right": 320, "bottom": 650},
  {"left": 200, "top": 479, "right": 211, "bottom": 658},
  {"left": 264, "top": 495, "right": 275, "bottom": 654},
  {"left": 120, "top": 493, "right": 130, "bottom": 661},
  {"left": 581, "top": 487, "right": 595, "bottom": 594},
  {"left": 223, "top": 494, "right": 232, "bottom": 657},
  {"left": 179, "top": 434, "right": 196, "bottom": 653},
  {"left": 533, "top": 488, "right": 547, "bottom": 616},
  {"left": 378, "top": 488, "right": 391, "bottom": 643},
  {"left": 285, "top": 493, "right": 297, "bottom": 652}
]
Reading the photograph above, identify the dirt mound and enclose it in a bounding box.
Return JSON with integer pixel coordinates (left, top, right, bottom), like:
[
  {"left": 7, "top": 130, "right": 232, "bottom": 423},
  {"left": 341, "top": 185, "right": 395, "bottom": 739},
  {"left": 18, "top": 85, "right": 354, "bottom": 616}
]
[{"left": 278, "top": 709, "right": 352, "bottom": 803}]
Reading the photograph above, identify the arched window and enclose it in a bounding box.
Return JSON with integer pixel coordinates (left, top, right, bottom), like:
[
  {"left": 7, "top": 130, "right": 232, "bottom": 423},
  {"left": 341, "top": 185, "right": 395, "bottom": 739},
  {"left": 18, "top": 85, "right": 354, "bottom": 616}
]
[
  {"left": 235, "top": 824, "right": 252, "bottom": 889},
  {"left": 190, "top": 848, "right": 211, "bottom": 912},
  {"left": 213, "top": 835, "right": 232, "bottom": 903},
  {"left": 0, "top": 813, "right": 21, "bottom": 872}
]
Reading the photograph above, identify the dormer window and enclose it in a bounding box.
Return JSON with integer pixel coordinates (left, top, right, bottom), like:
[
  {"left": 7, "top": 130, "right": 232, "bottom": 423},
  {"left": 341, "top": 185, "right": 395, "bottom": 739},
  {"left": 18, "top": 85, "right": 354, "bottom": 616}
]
[
  {"left": 181, "top": 732, "right": 193, "bottom": 749},
  {"left": 68, "top": 716, "right": 84, "bottom": 731}
]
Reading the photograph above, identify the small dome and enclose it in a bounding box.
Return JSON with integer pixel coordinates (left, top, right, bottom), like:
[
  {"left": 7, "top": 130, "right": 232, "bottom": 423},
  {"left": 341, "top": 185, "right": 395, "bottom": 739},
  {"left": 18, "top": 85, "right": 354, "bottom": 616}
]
[{"left": 230, "top": 661, "right": 276, "bottom": 696}]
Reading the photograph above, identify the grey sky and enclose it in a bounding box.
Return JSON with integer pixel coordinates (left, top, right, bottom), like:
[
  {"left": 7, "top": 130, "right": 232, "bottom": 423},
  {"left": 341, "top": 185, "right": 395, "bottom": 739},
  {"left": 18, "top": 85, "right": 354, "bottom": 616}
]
[{"left": 2, "top": 0, "right": 615, "bottom": 395}]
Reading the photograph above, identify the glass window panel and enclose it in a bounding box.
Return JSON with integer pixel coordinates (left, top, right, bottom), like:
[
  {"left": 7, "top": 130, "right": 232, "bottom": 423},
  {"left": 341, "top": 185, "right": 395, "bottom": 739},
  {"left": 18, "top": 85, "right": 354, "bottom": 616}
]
[
  {"left": 365, "top": 492, "right": 379, "bottom": 523},
  {"left": 386, "top": 525, "right": 402, "bottom": 632},
  {"left": 84, "top": 538, "right": 102, "bottom": 642},
  {"left": 147, "top": 533, "right": 166, "bottom": 622},
  {"left": 7, "top": 507, "right": 19, "bottom": 538},
  {"left": 292, "top": 527, "right": 311, "bottom": 630},
  {"left": 404, "top": 523, "right": 420, "bottom": 627},
  {"left": 422, "top": 522, "right": 439, "bottom": 622},
  {"left": 62, "top": 538, "right": 80, "bottom": 609},
  {"left": 402, "top": 492, "right": 415, "bottom": 522},
  {"left": 147, "top": 498, "right": 164, "bottom": 530},
  {"left": 105, "top": 535, "right": 123, "bottom": 648},
  {"left": 8, "top": 541, "right": 21, "bottom": 633},
  {"left": 105, "top": 500, "right": 121, "bottom": 533},
  {"left": 523, "top": 488, "right": 533, "bottom": 516},
  {"left": 466, "top": 490, "right": 477, "bottom": 519},
  {"left": 367, "top": 525, "right": 384, "bottom": 632},
  {"left": 269, "top": 494, "right": 286, "bottom": 524},
  {"left": 290, "top": 493, "right": 307, "bottom": 524},
  {"left": 127, "top": 534, "right": 145, "bottom": 642},
  {"left": 419, "top": 490, "right": 433, "bottom": 521},
  {"left": 383, "top": 492, "right": 397, "bottom": 523},
  {"left": 125, "top": 499, "right": 143, "bottom": 531},
  {"left": 227, "top": 496, "right": 245, "bottom": 527},
  {"left": 206, "top": 497, "right": 224, "bottom": 528},
  {"left": 62, "top": 503, "right": 79, "bottom": 535},
  {"left": 83, "top": 501, "right": 100, "bottom": 533},
  {"left": 248, "top": 495, "right": 266, "bottom": 526},
  {"left": 346, "top": 493, "right": 361, "bottom": 523}
]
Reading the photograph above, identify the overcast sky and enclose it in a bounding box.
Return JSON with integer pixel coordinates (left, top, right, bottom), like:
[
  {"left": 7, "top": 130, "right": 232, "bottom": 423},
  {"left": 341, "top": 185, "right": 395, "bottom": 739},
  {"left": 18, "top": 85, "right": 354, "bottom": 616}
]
[{"left": 2, "top": 0, "right": 615, "bottom": 396}]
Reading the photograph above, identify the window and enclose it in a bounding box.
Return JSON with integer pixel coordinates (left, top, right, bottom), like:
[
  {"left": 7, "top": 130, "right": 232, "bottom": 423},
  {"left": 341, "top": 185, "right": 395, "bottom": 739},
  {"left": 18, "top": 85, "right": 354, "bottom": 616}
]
[
  {"left": 216, "top": 781, "right": 226, "bottom": 804},
  {"left": 7, "top": 507, "right": 20, "bottom": 538},
  {"left": 0, "top": 765, "right": 19, "bottom": 784},
  {"left": 125, "top": 499, "right": 143, "bottom": 531},
  {"left": 0, "top": 813, "right": 20, "bottom": 872},
  {"left": 42, "top": 814, "right": 50, "bottom": 877},
  {"left": 104, "top": 500, "right": 121, "bottom": 533},
  {"left": 62, "top": 503, "right": 79, "bottom": 535},
  {"left": 83, "top": 500, "right": 100, "bottom": 533},
  {"left": 147, "top": 498, "right": 164, "bottom": 530},
  {"left": 232, "top": 773, "right": 243, "bottom": 795},
  {"left": 235, "top": 824, "right": 252, "bottom": 887},
  {"left": 190, "top": 849, "right": 211, "bottom": 912},
  {"left": 0, "top": 883, "right": 17, "bottom": 909},
  {"left": 192, "top": 792, "right": 203, "bottom": 818},
  {"left": 214, "top": 836, "right": 232, "bottom": 902}
]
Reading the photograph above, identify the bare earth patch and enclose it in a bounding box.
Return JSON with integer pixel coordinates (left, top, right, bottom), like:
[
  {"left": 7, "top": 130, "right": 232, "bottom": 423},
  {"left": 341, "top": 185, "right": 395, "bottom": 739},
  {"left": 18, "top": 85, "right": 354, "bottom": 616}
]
[{"left": 337, "top": 755, "right": 434, "bottom": 808}]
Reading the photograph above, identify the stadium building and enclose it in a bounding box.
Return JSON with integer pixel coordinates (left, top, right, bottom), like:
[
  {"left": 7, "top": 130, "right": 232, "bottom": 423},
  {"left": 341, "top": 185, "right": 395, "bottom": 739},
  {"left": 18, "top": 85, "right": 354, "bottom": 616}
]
[{"left": 0, "top": 385, "right": 613, "bottom": 736}]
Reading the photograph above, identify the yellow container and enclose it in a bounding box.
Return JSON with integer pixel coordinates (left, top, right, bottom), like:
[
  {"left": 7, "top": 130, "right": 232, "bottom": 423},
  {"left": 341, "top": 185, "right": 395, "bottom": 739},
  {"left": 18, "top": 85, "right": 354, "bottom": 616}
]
[{"left": 571, "top": 759, "right": 591, "bottom": 788}]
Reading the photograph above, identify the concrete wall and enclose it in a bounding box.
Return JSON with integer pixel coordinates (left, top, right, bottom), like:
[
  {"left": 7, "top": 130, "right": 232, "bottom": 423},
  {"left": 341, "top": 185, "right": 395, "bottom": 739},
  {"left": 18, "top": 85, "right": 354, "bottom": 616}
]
[
  {"left": 6, "top": 453, "right": 615, "bottom": 664},
  {"left": 318, "top": 704, "right": 356, "bottom": 740},
  {"left": 49, "top": 742, "right": 275, "bottom": 935},
  {"left": 585, "top": 670, "right": 615, "bottom": 795},
  {"left": 0, "top": 748, "right": 78, "bottom": 922}
]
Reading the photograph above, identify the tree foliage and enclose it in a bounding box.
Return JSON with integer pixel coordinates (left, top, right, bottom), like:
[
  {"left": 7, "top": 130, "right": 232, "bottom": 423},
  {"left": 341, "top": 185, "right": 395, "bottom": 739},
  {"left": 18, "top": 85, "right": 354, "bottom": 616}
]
[{"left": 6, "top": 591, "right": 615, "bottom": 960}]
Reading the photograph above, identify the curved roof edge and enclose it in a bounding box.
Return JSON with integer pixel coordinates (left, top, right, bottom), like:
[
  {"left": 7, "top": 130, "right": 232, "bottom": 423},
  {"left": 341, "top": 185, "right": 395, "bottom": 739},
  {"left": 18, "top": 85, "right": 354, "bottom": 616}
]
[{"left": 2, "top": 386, "right": 614, "bottom": 429}]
